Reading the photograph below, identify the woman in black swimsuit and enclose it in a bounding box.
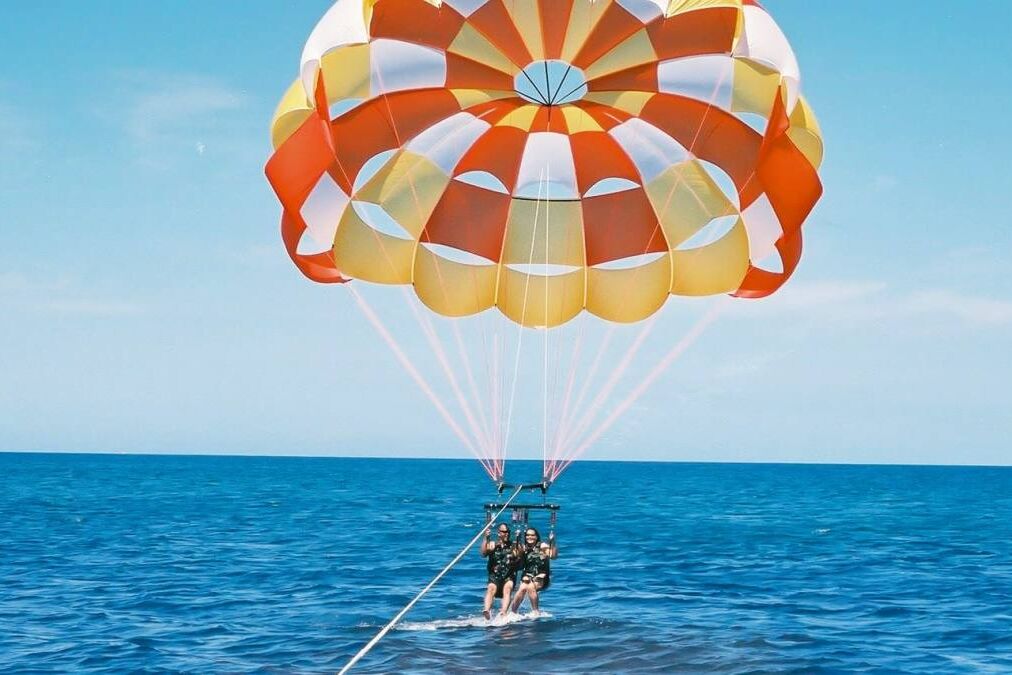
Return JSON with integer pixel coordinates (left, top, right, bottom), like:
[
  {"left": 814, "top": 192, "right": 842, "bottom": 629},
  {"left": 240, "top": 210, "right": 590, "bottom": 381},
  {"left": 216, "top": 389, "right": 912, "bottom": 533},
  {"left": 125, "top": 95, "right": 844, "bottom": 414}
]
[
  {"left": 480, "top": 522, "right": 520, "bottom": 619},
  {"left": 511, "top": 527, "right": 557, "bottom": 613}
]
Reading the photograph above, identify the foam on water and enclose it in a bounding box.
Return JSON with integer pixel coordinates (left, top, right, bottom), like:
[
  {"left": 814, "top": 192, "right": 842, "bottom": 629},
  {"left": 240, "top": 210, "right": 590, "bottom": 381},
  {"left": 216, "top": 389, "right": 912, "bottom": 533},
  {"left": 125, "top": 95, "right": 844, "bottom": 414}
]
[{"left": 398, "top": 610, "right": 552, "bottom": 631}]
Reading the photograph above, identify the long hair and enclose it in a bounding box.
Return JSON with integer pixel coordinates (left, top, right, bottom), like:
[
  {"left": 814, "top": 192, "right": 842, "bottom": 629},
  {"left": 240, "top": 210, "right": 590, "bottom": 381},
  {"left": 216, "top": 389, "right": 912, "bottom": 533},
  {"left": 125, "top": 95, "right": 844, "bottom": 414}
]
[{"left": 525, "top": 527, "right": 541, "bottom": 547}]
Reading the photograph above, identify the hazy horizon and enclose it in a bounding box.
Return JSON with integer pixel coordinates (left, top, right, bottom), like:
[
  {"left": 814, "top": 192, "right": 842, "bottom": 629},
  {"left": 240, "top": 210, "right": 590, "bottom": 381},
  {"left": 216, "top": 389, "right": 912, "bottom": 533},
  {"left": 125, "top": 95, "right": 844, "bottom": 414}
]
[{"left": 5, "top": 450, "right": 1011, "bottom": 470}]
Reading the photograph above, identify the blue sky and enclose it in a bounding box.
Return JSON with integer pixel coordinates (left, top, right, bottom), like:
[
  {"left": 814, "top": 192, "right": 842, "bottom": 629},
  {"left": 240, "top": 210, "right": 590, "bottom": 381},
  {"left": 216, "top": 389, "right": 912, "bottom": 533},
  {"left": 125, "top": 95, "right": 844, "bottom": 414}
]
[{"left": 1, "top": 1, "right": 1010, "bottom": 467}]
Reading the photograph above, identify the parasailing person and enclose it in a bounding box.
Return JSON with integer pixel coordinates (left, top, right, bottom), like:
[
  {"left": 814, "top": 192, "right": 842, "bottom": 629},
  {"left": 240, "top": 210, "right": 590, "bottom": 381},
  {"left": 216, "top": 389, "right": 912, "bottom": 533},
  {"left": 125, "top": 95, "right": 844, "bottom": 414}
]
[
  {"left": 480, "top": 522, "right": 521, "bottom": 619},
  {"left": 511, "top": 527, "right": 557, "bottom": 614}
]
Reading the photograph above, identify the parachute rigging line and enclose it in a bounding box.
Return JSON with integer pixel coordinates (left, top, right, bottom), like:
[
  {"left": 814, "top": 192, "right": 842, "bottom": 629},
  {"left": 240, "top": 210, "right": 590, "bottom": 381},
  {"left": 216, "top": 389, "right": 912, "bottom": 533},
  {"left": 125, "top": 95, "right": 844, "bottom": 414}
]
[
  {"left": 406, "top": 294, "right": 493, "bottom": 456},
  {"left": 359, "top": 62, "right": 503, "bottom": 473},
  {"left": 549, "top": 300, "right": 725, "bottom": 482},
  {"left": 500, "top": 168, "right": 547, "bottom": 480},
  {"left": 545, "top": 59, "right": 737, "bottom": 477},
  {"left": 367, "top": 59, "right": 504, "bottom": 473},
  {"left": 543, "top": 165, "right": 550, "bottom": 478},
  {"left": 337, "top": 485, "right": 525, "bottom": 674},
  {"left": 349, "top": 286, "right": 496, "bottom": 479}
]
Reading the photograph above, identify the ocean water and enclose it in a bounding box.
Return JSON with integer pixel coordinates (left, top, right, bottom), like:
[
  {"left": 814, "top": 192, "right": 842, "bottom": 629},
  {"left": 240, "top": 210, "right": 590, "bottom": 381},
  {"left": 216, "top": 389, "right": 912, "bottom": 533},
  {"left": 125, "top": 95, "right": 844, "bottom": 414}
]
[{"left": 2, "top": 454, "right": 1011, "bottom": 674}]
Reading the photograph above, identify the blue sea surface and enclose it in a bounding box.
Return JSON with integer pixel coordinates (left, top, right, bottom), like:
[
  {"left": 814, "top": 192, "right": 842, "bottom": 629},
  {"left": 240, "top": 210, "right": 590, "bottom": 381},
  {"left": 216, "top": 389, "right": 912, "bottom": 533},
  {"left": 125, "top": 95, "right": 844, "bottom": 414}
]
[{"left": 2, "top": 454, "right": 1011, "bottom": 673}]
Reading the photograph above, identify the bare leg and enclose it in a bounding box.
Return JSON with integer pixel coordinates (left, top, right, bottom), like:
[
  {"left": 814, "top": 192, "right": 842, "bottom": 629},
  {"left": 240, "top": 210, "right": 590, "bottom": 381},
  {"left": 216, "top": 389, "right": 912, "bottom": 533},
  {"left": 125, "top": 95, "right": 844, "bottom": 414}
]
[
  {"left": 498, "top": 579, "right": 514, "bottom": 615},
  {"left": 510, "top": 583, "right": 529, "bottom": 613},
  {"left": 529, "top": 584, "right": 540, "bottom": 612},
  {"left": 483, "top": 582, "right": 496, "bottom": 619}
]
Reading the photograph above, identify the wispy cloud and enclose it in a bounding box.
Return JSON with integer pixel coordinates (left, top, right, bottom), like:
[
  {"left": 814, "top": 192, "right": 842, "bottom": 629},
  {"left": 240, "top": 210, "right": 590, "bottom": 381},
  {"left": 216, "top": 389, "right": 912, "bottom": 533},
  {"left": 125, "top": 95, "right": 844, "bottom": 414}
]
[
  {"left": 99, "top": 71, "right": 249, "bottom": 165},
  {"left": 713, "top": 351, "right": 786, "bottom": 380},
  {"left": 0, "top": 271, "right": 30, "bottom": 293},
  {"left": 0, "top": 270, "right": 142, "bottom": 317},
  {"left": 0, "top": 99, "right": 39, "bottom": 183},
  {"left": 123, "top": 74, "right": 245, "bottom": 142},
  {"left": 758, "top": 280, "right": 887, "bottom": 312},
  {"left": 0, "top": 272, "right": 69, "bottom": 295},
  {"left": 0, "top": 101, "right": 35, "bottom": 152},
  {"left": 731, "top": 280, "right": 1012, "bottom": 327},
  {"left": 872, "top": 174, "right": 897, "bottom": 192},
  {"left": 928, "top": 245, "right": 1011, "bottom": 286},
  {"left": 230, "top": 242, "right": 287, "bottom": 268},
  {"left": 41, "top": 299, "right": 143, "bottom": 316},
  {"left": 901, "top": 290, "right": 1012, "bottom": 324}
]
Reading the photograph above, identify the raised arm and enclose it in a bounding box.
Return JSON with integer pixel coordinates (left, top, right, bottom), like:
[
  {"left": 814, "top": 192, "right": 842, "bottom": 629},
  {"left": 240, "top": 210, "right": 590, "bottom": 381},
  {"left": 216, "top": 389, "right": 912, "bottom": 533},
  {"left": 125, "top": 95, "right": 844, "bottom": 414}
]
[{"left": 480, "top": 527, "right": 493, "bottom": 557}]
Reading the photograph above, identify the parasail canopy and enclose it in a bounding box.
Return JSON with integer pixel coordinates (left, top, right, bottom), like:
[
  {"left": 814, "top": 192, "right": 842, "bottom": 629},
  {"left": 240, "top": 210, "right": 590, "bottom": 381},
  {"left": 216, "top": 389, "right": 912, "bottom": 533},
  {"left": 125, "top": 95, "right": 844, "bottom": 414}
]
[
  {"left": 266, "top": 0, "right": 823, "bottom": 329},
  {"left": 265, "top": 0, "right": 824, "bottom": 483}
]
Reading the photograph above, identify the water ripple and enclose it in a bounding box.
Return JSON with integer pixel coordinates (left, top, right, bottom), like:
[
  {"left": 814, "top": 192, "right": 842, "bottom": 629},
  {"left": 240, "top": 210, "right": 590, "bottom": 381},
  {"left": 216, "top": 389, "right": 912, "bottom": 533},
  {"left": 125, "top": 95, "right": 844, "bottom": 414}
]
[{"left": 1, "top": 455, "right": 1011, "bottom": 673}]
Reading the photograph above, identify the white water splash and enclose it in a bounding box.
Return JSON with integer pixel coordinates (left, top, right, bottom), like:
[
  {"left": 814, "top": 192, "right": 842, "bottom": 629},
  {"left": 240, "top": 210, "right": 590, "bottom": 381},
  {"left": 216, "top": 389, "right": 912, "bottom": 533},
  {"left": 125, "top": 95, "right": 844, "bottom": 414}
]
[{"left": 398, "top": 610, "right": 552, "bottom": 632}]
